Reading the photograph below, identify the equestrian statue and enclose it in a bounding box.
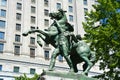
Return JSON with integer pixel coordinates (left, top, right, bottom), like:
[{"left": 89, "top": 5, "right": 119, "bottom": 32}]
[{"left": 22, "top": 9, "right": 96, "bottom": 75}]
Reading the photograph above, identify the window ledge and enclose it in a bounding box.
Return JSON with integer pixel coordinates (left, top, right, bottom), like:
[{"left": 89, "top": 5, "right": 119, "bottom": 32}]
[
  {"left": 0, "top": 16, "right": 6, "bottom": 18},
  {"left": 43, "top": 47, "right": 51, "bottom": 50},
  {"left": 13, "top": 42, "right": 22, "bottom": 46},
  {"left": 0, "top": 39, "right": 6, "bottom": 43},
  {"left": 29, "top": 44, "right": 37, "bottom": 48}
]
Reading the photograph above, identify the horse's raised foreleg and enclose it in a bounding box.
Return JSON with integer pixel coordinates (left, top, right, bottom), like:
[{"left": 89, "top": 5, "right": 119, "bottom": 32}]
[
  {"left": 22, "top": 30, "right": 37, "bottom": 36},
  {"left": 37, "top": 33, "right": 50, "bottom": 47},
  {"left": 37, "top": 34, "right": 45, "bottom": 47},
  {"left": 22, "top": 29, "right": 49, "bottom": 37},
  {"left": 31, "top": 29, "right": 57, "bottom": 37}
]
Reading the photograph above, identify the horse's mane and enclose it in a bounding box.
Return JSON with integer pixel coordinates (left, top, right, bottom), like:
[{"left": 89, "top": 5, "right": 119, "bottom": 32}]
[{"left": 65, "top": 22, "right": 74, "bottom": 32}]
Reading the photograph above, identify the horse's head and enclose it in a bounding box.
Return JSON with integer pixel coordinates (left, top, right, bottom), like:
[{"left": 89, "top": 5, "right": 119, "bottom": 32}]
[{"left": 49, "top": 9, "right": 67, "bottom": 20}]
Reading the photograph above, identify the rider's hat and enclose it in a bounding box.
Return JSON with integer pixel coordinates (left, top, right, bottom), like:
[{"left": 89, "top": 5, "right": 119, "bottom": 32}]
[{"left": 76, "top": 35, "right": 82, "bottom": 40}]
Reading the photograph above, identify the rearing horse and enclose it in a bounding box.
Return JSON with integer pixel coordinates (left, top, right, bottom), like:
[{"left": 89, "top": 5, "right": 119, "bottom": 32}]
[
  {"left": 22, "top": 9, "right": 73, "bottom": 48},
  {"left": 22, "top": 9, "right": 96, "bottom": 75}
]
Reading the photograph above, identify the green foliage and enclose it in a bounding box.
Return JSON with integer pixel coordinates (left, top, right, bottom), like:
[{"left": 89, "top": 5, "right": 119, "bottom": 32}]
[
  {"left": 83, "top": 0, "right": 120, "bottom": 80},
  {"left": 15, "top": 74, "right": 40, "bottom": 80}
]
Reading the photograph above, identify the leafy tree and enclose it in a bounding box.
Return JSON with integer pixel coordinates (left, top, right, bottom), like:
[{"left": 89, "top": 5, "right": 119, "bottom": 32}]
[
  {"left": 15, "top": 74, "right": 40, "bottom": 80},
  {"left": 83, "top": 0, "right": 120, "bottom": 79}
]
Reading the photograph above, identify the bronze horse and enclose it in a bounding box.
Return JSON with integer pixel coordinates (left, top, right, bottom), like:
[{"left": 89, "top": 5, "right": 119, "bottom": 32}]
[{"left": 22, "top": 9, "right": 96, "bottom": 75}]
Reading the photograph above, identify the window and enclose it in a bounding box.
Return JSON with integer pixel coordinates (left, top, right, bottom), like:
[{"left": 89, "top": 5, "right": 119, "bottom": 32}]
[
  {"left": 13, "top": 66, "right": 19, "bottom": 73},
  {"left": 117, "top": 8, "right": 120, "bottom": 13},
  {"left": 0, "top": 9, "right": 6, "bottom": 17},
  {"left": 84, "top": 8, "right": 88, "bottom": 16},
  {"left": 17, "top": 3, "right": 22, "bottom": 10},
  {"left": 44, "top": 19, "right": 49, "bottom": 26},
  {"left": 117, "top": 0, "right": 120, "bottom": 1},
  {"left": 56, "top": 3, "right": 61, "bottom": 9},
  {"left": 0, "top": 65, "right": 2, "bottom": 71},
  {"left": 84, "top": 16, "right": 87, "bottom": 22},
  {"left": 68, "top": 0, "right": 72, "bottom": 3},
  {"left": 14, "top": 46, "right": 20, "bottom": 55},
  {"left": 58, "top": 54, "right": 63, "bottom": 62},
  {"left": 30, "top": 68, "right": 36, "bottom": 74},
  {"left": 0, "top": 32, "right": 4, "bottom": 39},
  {"left": 0, "top": 78, "right": 3, "bottom": 80},
  {"left": 44, "top": 50, "right": 49, "bottom": 60},
  {"left": 31, "top": 16, "right": 36, "bottom": 24},
  {"left": 0, "top": 20, "right": 5, "bottom": 28},
  {"left": 100, "top": 18, "right": 108, "bottom": 25},
  {"left": 1, "top": 0, "right": 7, "bottom": 6},
  {"left": 44, "top": 9, "right": 49, "bottom": 16},
  {"left": 16, "top": 13, "right": 21, "bottom": 20},
  {"left": 69, "top": 15, "right": 73, "bottom": 22},
  {"left": 68, "top": 6, "right": 73, "bottom": 12},
  {"left": 83, "top": 0, "right": 87, "bottom": 5},
  {"left": 30, "top": 37, "right": 35, "bottom": 44},
  {"left": 44, "top": 0, "right": 48, "bottom": 6},
  {"left": 0, "top": 43, "right": 4, "bottom": 52},
  {"left": 15, "top": 34, "right": 20, "bottom": 42},
  {"left": 31, "top": 0, "right": 36, "bottom": 4},
  {"left": 16, "top": 24, "right": 21, "bottom": 31},
  {"left": 95, "top": 0, "right": 98, "bottom": 3},
  {"left": 31, "top": 6, "right": 36, "bottom": 13},
  {"left": 30, "top": 48, "right": 35, "bottom": 58}
]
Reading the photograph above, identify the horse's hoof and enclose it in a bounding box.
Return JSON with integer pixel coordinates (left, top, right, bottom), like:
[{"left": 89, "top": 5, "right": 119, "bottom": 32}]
[
  {"left": 48, "top": 68, "right": 54, "bottom": 71},
  {"left": 81, "top": 72, "right": 88, "bottom": 75},
  {"left": 22, "top": 33, "right": 28, "bottom": 36},
  {"left": 69, "top": 68, "right": 74, "bottom": 72}
]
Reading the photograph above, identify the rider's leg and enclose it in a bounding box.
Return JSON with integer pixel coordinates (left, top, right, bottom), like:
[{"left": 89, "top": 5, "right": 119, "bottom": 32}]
[
  {"left": 61, "top": 45, "right": 74, "bottom": 72},
  {"left": 49, "top": 48, "right": 59, "bottom": 71},
  {"left": 37, "top": 34, "right": 43, "bottom": 47}
]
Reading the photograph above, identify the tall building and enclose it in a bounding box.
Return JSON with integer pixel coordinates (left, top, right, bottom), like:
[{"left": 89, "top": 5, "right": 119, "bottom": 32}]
[{"left": 0, "top": 0, "right": 101, "bottom": 80}]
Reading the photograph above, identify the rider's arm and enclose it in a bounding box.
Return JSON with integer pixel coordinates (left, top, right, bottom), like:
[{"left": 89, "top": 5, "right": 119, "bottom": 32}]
[{"left": 54, "top": 20, "right": 63, "bottom": 33}]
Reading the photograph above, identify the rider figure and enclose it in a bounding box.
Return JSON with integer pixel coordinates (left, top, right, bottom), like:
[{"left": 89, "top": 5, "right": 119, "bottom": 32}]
[{"left": 49, "top": 9, "right": 74, "bottom": 72}]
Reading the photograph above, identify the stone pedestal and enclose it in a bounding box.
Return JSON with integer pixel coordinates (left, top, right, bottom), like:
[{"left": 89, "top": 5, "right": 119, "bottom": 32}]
[{"left": 40, "top": 70, "right": 98, "bottom": 80}]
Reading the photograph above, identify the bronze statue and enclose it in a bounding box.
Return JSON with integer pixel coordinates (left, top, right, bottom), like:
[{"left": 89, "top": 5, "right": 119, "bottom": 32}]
[{"left": 22, "top": 9, "right": 96, "bottom": 75}]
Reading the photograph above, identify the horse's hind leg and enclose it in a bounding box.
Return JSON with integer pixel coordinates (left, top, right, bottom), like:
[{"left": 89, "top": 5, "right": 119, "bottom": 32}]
[
  {"left": 73, "top": 63, "right": 78, "bottom": 73},
  {"left": 83, "top": 63, "right": 88, "bottom": 75},
  {"left": 81, "top": 56, "right": 93, "bottom": 75}
]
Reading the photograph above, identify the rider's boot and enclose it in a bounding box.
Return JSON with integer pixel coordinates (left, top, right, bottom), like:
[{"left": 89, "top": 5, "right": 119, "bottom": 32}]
[
  {"left": 48, "top": 55, "right": 56, "bottom": 71},
  {"left": 48, "top": 61, "right": 55, "bottom": 71},
  {"left": 64, "top": 55, "right": 74, "bottom": 72}
]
